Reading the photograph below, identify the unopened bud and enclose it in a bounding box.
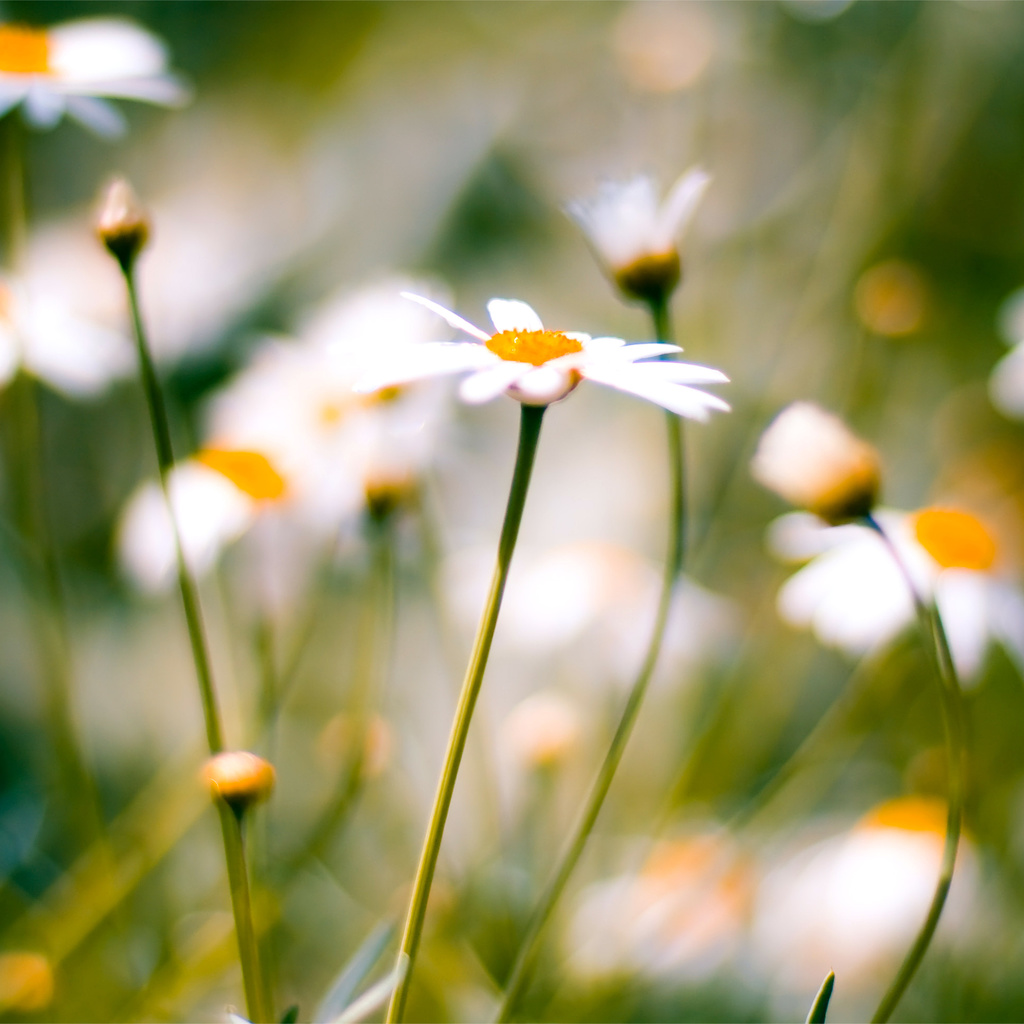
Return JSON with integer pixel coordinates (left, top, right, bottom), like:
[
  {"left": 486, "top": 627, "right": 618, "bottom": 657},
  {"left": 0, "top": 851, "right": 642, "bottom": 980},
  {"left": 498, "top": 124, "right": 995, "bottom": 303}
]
[
  {"left": 365, "top": 472, "right": 417, "bottom": 523},
  {"left": 203, "top": 751, "right": 275, "bottom": 812},
  {"left": 96, "top": 177, "right": 150, "bottom": 271},
  {"left": 751, "top": 402, "right": 880, "bottom": 524},
  {"left": 613, "top": 250, "right": 682, "bottom": 305}
]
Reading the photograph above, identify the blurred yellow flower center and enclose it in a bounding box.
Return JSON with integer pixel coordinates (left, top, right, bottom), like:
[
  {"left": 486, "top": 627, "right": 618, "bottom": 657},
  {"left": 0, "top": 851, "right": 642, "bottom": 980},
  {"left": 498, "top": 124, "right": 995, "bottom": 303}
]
[
  {"left": 913, "top": 507, "right": 996, "bottom": 571},
  {"left": 198, "top": 449, "right": 286, "bottom": 501},
  {"left": 486, "top": 329, "right": 582, "bottom": 366},
  {"left": 0, "top": 26, "right": 50, "bottom": 75},
  {"left": 861, "top": 795, "right": 947, "bottom": 836}
]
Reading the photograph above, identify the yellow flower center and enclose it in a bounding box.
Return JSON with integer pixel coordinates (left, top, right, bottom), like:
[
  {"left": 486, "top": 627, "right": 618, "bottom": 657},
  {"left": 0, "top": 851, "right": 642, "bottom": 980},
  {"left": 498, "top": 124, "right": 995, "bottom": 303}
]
[
  {"left": 860, "top": 795, "right": 947, "bottom": 836},
  {"left": 485, "top": 329, "right": 582, "bottom": 366},
  {"left": 0, "top": 25, "right": 50, "bottom": 75},
  {"left": 197, "top": 449, "right": 287, "bottom": 501},
  {"left": 913, "top": 507, "right": 996, "bottom": 571}
]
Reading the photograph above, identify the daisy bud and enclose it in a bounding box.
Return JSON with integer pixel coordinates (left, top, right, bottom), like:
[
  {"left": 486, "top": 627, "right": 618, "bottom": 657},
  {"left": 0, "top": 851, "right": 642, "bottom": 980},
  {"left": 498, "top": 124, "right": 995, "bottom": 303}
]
[
  {"left": 751, "top": 402, "right": 881, "bottom": 524},
  {"left": 364, "top": 472, "right": 417, "bottom": 523},
  {"left": 0, "top": 952, "right": 54, "bottom": 1014},
  {"left": 203, "top": 751, "right": 276, "bottom": 813},
  {"left": 96, "top": 177, "right": 150, "bottom": 271},
  {"left": 614, "top": 251, "right": 682, "bottom": 306}
]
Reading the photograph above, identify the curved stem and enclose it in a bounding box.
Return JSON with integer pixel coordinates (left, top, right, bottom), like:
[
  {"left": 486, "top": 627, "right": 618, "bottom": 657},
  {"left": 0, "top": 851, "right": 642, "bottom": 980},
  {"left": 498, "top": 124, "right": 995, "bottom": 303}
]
[
  {"left": 866, "top": 515, "right": 967, "bottom": 1024},
  {"left": 120, "top": 265, "right": 271, "bottom": 1020},
  {"left": 494, "top": 297, "right": 686, "bottom": 1022},
  {"left": 386, "top": 404, "right": 545, "bottom": 1023}
]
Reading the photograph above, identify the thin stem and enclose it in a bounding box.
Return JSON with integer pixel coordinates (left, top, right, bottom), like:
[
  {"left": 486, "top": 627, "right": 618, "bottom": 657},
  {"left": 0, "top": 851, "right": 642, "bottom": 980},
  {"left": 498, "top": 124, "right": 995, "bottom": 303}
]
[
  {"left": 494, "top": 296, "right": 686, "bottom": 1022},
  {"left": 122, "top": 266, "right": 223, "bottom": 754},
  {"left": 387, "top": 404, "right": 545, "bottom": 1023},
  {"left": 119, "top": 263, "right": 271, "bottom": 1020},
  {"left": 219, "top": 804, "right": 272, "bottom": 1024},
  {"left": 866, "top": 514, "right": 967, "bottom": 1024}
]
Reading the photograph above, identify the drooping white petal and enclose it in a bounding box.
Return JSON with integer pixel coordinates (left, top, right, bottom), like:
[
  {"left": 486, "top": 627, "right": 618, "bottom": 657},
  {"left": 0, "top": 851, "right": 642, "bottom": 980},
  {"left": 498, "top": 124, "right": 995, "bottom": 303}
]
[
  {"left": 48, "top": 19, "right": 170, "bottom": 82},
  {"left": 655, "top": 167, "right": 711, "bottom": 251},
  {"left": 487, "top": 298, "right": 544, "bottom": 334},
  {"left": 935, "top": 571, "right": 991, "bottom": 684},
  {"left": 459, "top": 361, "right": 531, "bottom": 403},
  {"left": 400, "top": 291, "right": 490, "bottom": 341},
  {"left": 354, "top": 341, "right": 496, "bottom": 393},
  {"left": 22, "top": 84, "right": 65, "bottom": 129},
  {"left": 0, "top": 81, "right": 29, "bottom": 119},
  {"left": 65, "top": 73, "right": 190, "bottom": 106},
  {"left": 63, "top": 94, "right": 125, "bottom": 137},
  {"left": 508, "top": 365, "right": 577, "bottom": 405}
]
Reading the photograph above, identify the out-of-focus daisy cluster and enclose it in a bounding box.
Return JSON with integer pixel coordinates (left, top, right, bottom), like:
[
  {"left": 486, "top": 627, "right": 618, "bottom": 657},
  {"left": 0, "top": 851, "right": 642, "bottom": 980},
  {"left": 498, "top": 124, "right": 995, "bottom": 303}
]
[{"left": 5, "top": 3, "right": 1024, "bottom": 1023}]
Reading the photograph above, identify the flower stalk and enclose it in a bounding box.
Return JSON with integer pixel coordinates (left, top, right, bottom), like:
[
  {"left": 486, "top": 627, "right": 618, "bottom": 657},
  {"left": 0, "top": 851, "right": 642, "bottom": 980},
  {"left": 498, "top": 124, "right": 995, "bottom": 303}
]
[
  {"left": 387, "top": 403, "right": 545, "bottom": 1023},
  {"left": 866, "top": 514, "right": 967, "bottom": 1024},
  {"left": 105, "top": 189, "right": 271, "bottom": 1022},
  {"left": 495, "top": 295, "right": 685, "bottom": 1022}
]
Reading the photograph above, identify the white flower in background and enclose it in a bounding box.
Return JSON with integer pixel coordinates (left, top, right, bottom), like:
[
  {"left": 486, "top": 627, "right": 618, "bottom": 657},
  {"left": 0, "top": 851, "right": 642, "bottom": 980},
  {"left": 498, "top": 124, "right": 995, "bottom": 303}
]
[
  {"left": 0, "top": 275, "right": 131, "bottom": 396},
  {"left": 752, "top": 402, "right": 880, "bottom": 524},
  {"left": 118, "top": 455, "right": 276, "bottom": 592},
  {"left": 357, "top": 294, "right": 729, "bottom": 416},
  {"left": 500, "top": 689, "right": 583, "bottom": 771},
  {"left": 989, "top": 286, "right": 1024, "bottom": 418},
  {"left": 768, "top": 507, "right": 1024, "bottom": 682},
  {"left": 0, "top": 19, "right": 187, "bottom": 136},
  {"left": 118, "top": 281, "right": 449, "bottom": 596},
  {"left": 567, "top": 168, "right": 711, "bottom": 301},
  {"left": 753, "top": 797, "right": 972, "bottom": 994},
  {"left": 567, "top": 834, "right": 753, "bottom": 981}
]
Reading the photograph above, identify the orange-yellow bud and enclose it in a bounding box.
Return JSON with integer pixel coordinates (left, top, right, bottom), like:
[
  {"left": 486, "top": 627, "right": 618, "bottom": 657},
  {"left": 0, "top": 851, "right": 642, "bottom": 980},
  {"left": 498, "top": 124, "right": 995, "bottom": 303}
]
[
  {"left": 203, "top": 751, "right": 276, "bottom": 812},
  {"left": 97, "top": 177, "right": 150, "bottom": 270}
]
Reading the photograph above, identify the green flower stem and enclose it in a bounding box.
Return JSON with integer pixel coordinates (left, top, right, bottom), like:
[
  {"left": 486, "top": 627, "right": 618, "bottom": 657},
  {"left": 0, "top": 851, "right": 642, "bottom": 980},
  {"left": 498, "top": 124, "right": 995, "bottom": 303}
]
[
  {"left": 387, "top": 403, "right": 546, "bottom": 1024},
  {"left": 119, "top": 265, "right": 271, "bottom": 1022},
  {"left": 494, "top": 296, "right": 686, "bottom": 1022},
  {"left": 866, "top": 514, "right": 967, "bottom": 1024}
]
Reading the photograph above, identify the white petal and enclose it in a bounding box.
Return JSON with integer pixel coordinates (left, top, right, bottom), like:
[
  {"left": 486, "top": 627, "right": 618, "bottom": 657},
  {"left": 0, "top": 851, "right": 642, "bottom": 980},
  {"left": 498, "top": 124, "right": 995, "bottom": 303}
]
[
  {"left": 655, "top": 167, "right": 711, "bottom": 251},
  {"left": 487, "top": 298, "right": 544, "bottom": 334},
  {"left": 639, "top": 361, "right": 730, "bottom": 384},
  {"left": 459, "top": 361, "right": 531, "bottom": 403},
  {"left": 0, "top": 81, "right": 29, "bottom": 119},
  {"left": 355, "top": 341, "right": 496, "bottom": 393},
  {"left": 582, "top": 362, "right": 729, "bottom": 419},
  {"left": 64, "top": 95, "right": 125, "bottom": 137},
  {"left": 580, "top": 336, "right": 627, "bottom": 355},
  {"left": 23, "top": 84, "right": 65, "bottom": 129},
  {"left": 65, "top": 73, "right": 190, "bottom": 106},
  {"left": 508, "top": 365, "right": 577, "bottom": 405},
  {"left": 989, "top": 343, "right": 1024, "bottom": 418},
  {"left": 935, "top": 572, "right": 990, "bottom": 683},
  {"left": 48, "top": 19, "right": 169, "bottom": 82},
  {"left": 990, "top": 582, "right": 1024, "bottom": 681},
  {"left": 400, "top": 291, "right": 490, "bottom": 341},
  {"left": 610, "top": 343, "right": 682, "bottom": 362}
]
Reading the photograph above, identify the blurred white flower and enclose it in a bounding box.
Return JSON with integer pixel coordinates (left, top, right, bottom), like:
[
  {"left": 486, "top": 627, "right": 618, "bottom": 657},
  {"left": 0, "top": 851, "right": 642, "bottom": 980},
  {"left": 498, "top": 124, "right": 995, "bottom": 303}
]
[
  {"left": 567, "top": 834, "right": 753, "bottom": 981},
  {"left": 753, "top": 796, "right": 971, "bottom": 994},
  {"left": 118, "top": 281, "right": 450, "bottom": 598},
  {"left": 500, "top": 689, "right": 583, "bottom": 771},
  {"left": 768, "top": 507, "right": 1024, "bottom": 681},
  {"left": 0, "top": 19, "right": 187, "bottom": 136},
  {"left": 752, "top": 402, "right": 880, "bottom": 524},
  {"left": 0, "top": 275, "right": 131, "bottom": 397},
  {"left": 358, "top": 294, "right": 728, "bottom": 416},
  {"left": 567, "top": 169, "right": 711, "bottom": 302},
  {"left": 118, "top": 458, "right": 261, "bottom": 593}
]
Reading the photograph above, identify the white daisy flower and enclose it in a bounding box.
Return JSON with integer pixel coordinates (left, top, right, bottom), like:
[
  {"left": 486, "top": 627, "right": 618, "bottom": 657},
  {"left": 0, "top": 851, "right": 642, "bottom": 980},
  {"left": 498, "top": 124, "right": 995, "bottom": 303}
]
[
  {"left": 0, "top": 274, "right": 132, "bottom": 397},
  {"left": 356, "top": 294, "right": 729, "bottom": 417},
  {"left": 753, "top": 797, "right": 973, "bottom": 998},
  {"left": 768, "top": 507, "right": 1024, "bottom": 682},
  {"left": 567, "top": 167, "right": 711, "bottom": 301},
  {"left": 0, "top": 18, "right": 187, "bottom": 137}
]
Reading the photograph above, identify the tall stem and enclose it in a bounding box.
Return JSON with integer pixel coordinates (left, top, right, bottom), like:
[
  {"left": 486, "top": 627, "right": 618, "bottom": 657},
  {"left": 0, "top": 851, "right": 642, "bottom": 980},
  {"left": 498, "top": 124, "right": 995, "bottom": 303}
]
[
  {"left": 866, "top": 515, "right": 967, "bottom": 1024},
  {"left": 387, "top": 404, "right": 545, "bottom": 1023},
  {"left": 494, "top": 296, "right": 686, "bottom": 1022},
  {"left": 119, "top": 264, "right": 271, "bottom": 1021}
]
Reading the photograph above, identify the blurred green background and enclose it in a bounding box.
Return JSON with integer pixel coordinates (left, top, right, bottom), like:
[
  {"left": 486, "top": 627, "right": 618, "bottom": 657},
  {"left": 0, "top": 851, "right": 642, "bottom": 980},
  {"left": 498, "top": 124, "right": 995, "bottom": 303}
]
[{"left": 3, "top": 1, "right": 1024, "bottom": 1021}]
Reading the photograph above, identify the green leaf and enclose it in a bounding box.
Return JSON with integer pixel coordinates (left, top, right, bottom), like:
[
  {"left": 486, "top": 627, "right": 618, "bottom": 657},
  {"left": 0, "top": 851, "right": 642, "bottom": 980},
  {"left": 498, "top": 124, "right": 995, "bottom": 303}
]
[
  {"left": 314, "top": 921, "right": 395, "bottom": 1024},
  {"left": 806, "top": 970, "right": 836, "bottom": 1024}
]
